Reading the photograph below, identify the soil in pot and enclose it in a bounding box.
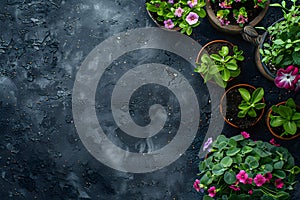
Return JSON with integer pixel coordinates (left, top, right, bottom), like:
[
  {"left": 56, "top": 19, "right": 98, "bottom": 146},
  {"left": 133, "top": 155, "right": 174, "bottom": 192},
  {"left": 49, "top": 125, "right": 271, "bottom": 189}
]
[
  {"left": 210, "top": 0, "right": 263, "bottom": 26},
  {"left": 221, "top": 86, "right": 264, "bottom": 129},
  {"left": 197, "top": 40, "right": 234, "bottom": 61},
  {"left": 259, "top": 34, "right": 278, "bottom": 77}
]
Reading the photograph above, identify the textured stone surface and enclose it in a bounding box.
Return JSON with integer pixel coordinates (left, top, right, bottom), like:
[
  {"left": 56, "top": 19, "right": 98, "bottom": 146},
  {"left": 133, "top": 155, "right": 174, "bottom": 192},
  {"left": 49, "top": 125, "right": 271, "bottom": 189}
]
[{"left": 0, "top": 0, "right": 299, "bottom": 199}]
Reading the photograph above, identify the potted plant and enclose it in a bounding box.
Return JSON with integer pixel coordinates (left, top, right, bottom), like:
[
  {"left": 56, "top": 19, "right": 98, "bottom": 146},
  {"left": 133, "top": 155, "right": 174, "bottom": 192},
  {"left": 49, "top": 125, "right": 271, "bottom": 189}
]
[
  {"left": 267, "top": 98, "right": 300, "bottom": 140},
  {"left": 194, "top": 40, "right": 244, "bottom": 88},
  {"left": 205, "top": 0, "right": 270, "bottom": 34},
  {"left": 194, "top": 132, "right": 300, "bottom": 200},
  {"left": 256, "top": 0, "right": 300, "bottom": 90},
  {"left": 145, "top": 0, "right": 206, "bottom": 35},
  {"left": 220, "top": 84, "right": 265, "bottom": 129}
]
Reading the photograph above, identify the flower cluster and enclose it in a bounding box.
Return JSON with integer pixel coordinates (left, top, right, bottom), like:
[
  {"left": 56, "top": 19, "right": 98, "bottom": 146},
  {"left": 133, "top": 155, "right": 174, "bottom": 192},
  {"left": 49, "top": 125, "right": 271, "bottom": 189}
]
[
  {"left": 274, "top": 65, "right": 300, "bottom": 91},
  {"left": 146, "top": 0, "right": 206, "bottom": 35},
  {"left": 194, "top": 132, "right": 300, "bottom": 199},
  {"left": 211, "top": 0, "right": 268, "bottom": 27}
]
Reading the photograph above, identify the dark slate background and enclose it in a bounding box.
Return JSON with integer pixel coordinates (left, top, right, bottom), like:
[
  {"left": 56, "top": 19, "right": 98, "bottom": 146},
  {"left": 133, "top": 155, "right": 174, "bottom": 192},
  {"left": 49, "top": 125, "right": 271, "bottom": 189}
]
[{"left": 0, "top": 0, "right": 299, "bottom": 199}]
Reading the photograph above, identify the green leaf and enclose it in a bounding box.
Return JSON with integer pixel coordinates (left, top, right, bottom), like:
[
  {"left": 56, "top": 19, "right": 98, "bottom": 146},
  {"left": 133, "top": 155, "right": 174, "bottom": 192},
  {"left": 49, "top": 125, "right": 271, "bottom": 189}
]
[
  {"left": 200, "top": 171, "right": 213, "bottom": 185},
  {"left": 248, "top": 108, "right": 257, "bottom": 117},
  {"left": 286, "top": 98, "right": 296, "bottom": 109},
  {"left": 225, "top": 62, "right": 238, "bottom": 70},
  {"left": 292, "top": 51, "right": 300, "bottom": 65},
  {"left": 226, "top": 147, "right": 241, "bottom": 156},
  {"left": 166, "top": 12, "right": 174, "bottom": 18},
  {"left": 275, "top": 191, "right": 290, "bottom": 200},
  {"left": 238, "top": 110, "right": 247, "bottom": 118},
  {"left": 203, "top": 195, "right": 214, "bottom": 200},
  {"left": 224, "top": 171, "right": 236, "bottom": 185},
  {"left": 292, "top": 113, "right": 300, "bottom": 120},
  {"left": 231, "top": 134, "right": 244, "bottom": 141},
  {"left": 275, "top": 55, "right": 284, "bottom": 64},
  {"left": 242, "top": 146, "right": 253, "bottom": 154},
  {"left": 222, "top": 68, "right": 230, "bottom": 81},
  {"left": 251, "top": 87, "right": 264, "bottom": 104},
  {"left": 221, "top": 156, "right": 233, "bottom": 168},
  {"left": 179, "top": 22, "right": 188, "bottom": 29},
  {"left": 212, "top": 163, "right": 226, "bottom": 175},
  {"left": 186, "top": 27, "right": 192, "bottom": 35},
  {"left": 278, "top": 106, "right": 292, "bottom": 118},
  {"left": 219, "top": 46, "right": 229, "bottom": 57},
  {"left": 270, "top": 116, "right": 286, "bottom": 127},
  {"left": 210, "top": 54, "right": 222, "bottom": 62},
  {"left": 273, "top": 39, "right": 284, "bottom": 45},
  {"left": 146, "top": 3, "right": 158, "bottom": 12},
  {"left": 283, "top": 121, "right": 297, "bottom": 134},
  {"left": 273, "top": 170, "right": 286, "bottom": 179},
  {"left": 230, "top": 68, "right": 240, "bottom": 77},
  {"left": 245, "top": 156, "right": 259, "bottom": 169},
  {"left": 290, "top": 166, "right": 300, "bottom": 174},
  {"left": 274, "top": 161, "right": 284, "bottom": 169},
  {"left": 228, "top": 138, "right": 237, "bottom": 147},
  {"left": 238, "top": 88, "right": 251, "bottom": 102},
  {"left": 255, "top": 103, "right": 266, "bottom": 110},
  {"left": 197, "top": 8, "right": 206, "bottom": 18}
]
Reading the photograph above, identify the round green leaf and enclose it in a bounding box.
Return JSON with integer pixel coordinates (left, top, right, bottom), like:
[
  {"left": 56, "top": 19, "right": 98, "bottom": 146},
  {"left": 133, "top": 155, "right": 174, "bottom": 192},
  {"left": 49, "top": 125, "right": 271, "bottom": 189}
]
[
  {"left": 224, "top": 171, "right": 236, "bottom": 185},
  {"left": 221, "top": 156, "right": 233, "bottom": 168}
]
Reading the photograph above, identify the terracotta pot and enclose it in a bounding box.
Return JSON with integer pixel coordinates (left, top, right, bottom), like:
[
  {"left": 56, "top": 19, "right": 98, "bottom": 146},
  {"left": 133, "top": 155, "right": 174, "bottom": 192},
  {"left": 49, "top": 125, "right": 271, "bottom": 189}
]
[
  {"left": 255, "top": 18, "right": 285, "bottom": 82},
  {"left": 205, "top": 0, "right": 270, "bottom": 35},
  {"left": 220, "top": 84, "right": 265, "bottom": 129},
  {"left": 196, "top": 40, "right": 235, "bottom": 85},
  {"left": 266, "top": 102, "right": 300, "bottom": 140},
  {"left": 146, "top": 9, "right": 181, "bottom": 31}
]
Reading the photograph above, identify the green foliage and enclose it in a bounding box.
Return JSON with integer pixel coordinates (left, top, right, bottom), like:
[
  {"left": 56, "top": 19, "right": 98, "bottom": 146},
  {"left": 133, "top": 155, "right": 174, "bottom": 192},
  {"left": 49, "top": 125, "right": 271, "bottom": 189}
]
[
  {"left": 260, "top": 0, "right": 300, "bottom": 68},
  {"left": 146, "top": 0, "right": 206, "bottom": 35},
  {"left": 238, "top": 87, "right": 266, "bottom": 118},
  {"left": 194, "top": 45, "right": 244, "bottom": 88},
  {"left": 270, "top": 98, "right": 300, "bottom": 136},
  {"left": 197, "top": 133, "right": 300, "bottom": 199}
]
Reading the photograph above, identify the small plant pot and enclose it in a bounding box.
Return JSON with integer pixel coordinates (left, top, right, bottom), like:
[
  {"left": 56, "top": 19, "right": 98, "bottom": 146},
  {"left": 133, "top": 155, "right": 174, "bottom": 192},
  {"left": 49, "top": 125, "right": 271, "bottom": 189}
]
[
  {"left": 266, "top": 102, "right": 300, "bottom": 140},
  {"left": 195, "top": 40, "right": 235, "bottom": 85},
  {"left": 220, "top": 84, "right": 265, "bottom": 129},
  {"left": 146, "top": 6, "right": 181, "bottom": 31},
  {"left": 205, "top": 0, "right": 270, "bottom": 35},
  {"left": 255, "top": 18, "right": 285, "bottom": 81}
]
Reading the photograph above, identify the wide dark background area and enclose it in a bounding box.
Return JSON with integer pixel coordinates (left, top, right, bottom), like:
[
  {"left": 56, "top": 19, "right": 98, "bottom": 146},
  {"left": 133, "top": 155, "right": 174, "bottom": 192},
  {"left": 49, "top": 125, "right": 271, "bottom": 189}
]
[{"left": 0, "top": 0, "right": 299, "bottom": 199}]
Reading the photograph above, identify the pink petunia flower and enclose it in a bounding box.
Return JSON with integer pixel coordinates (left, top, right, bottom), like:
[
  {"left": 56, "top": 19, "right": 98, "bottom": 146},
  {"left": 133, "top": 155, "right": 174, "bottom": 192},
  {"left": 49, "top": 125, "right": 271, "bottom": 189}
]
[
  {"left": 164, "top": 19, "right": 174, "bottom": 29},
  {"left": 219, "top": 1, "right": 232, "bottom": 8},
  {"left": 229, "top": 185, "right": 240, "bottom": 191},
  {"left": 270, "top": 138, "right": 280, "bottom": 146},
  {"left": 174, "top": 7, "right": 184, "bottom": 17},
  {"left": 168, "top": 0, "right": 174, "bottom": 4},
  {"left": 236, "top": 170, "right": 248, "bottom": 184},
  {"left": 203, "top": 137, "right": 213, "bottom": 151},
  {"left": 193, "top": 179, "right": 201, "bottom": 192},
  {"left": 274, "top": 65, "right": 300, "bottom": 90},
  {"left": 254, "top": 174, "right": 266, "bottom": 187},
  {"left": 248, "top": 190, "right": 253, "bottom": 195},
  {"left": 236, "top": 14, "right": 248, "bottom": 24},
  {"left": 187, "top": 0, "right": 198, "bottom": 8},
  {"left": 241, "top": 131, "right": 250, "bottom": 138},
  {"left": 208, "top": 186, "right": 217, "bottom": 197},
  {"left": 246, "top": 178, "right": 253, "bottom": 184},
  {"left": 185, "top": 12, "right": 199, "bottom": 25},
  {"left": 275, "top": 179, "right": 284, "bottom": 188},
  {"left": 264, "top": 172, "right": 272, "bottom": 182}
]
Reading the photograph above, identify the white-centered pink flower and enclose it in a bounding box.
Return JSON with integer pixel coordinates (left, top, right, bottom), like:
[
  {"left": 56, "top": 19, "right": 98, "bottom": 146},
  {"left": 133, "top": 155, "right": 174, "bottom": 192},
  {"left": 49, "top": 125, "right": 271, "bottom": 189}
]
[
  {"left": 186, "top": 12, "right": 199, "bottom": 25},
  {"left": 174, "top": 7, "right": 184, "bottom": 17},
  {"left": 187, "top": 0, "right": 198, "bottom": 8}
]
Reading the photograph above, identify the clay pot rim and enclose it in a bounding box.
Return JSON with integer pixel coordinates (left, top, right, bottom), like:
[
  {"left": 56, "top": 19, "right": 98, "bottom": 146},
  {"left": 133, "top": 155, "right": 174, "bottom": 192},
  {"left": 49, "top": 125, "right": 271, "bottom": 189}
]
[
  {"left": 257, "top": 17, "right": 286, "bottom": 81},
  {"left": 206, "top": 0, "right": 270, "bottom": 34},
  {"left": 146, "top": 8, "right": 181, "bottom": 31},
  {"left": 266, "top": 101, "right": 300, "bottom": 140},
  {"left": 220, "top": 84, "right": 266, "bottom": 129}
]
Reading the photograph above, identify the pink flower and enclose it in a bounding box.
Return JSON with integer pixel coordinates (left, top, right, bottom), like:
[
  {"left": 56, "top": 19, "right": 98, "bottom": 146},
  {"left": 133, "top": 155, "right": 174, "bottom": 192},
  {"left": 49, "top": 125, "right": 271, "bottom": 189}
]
[
  {"left": 270, "top": 138, "right": 280, "bottom": 147},
  {"left": 203, "top": 137, "right": 213, "bottom": 151},
  {"left": 275, "top": 179, "right": 284, "bottom": 188},
  {"left": 185, "top": 12, "right": 199, "bottom": 25},
  {"left": 246, "top": 178, "right": 253, "bottom": 184},
  {"left": 187, "top": 0, "right": 198, "bottom": 8},
  {"left": 254, "top": 174, "right": 266, "bottom": 187},
  {"left": 229, "top": 185, "right": 240, "bottom": 191},
  {"left": 164, "top": 19, "right": 174, "bottom": 29},
  {"left": 174, "top": 7, "right": 184, "bottom": 17},
  {"left": 168, "top": 0, "right": 174, "bottom": 4},
  {"left": 219, "top": 1, "right": 232, "bottom": 8},
  {"left": 236, "top": 170, "right": 248, "bottom": 184},
  {"left": 236, "top": 14, "right": 248, "bottom": 24},
  {"left": 274, "top": 65, "right": 300, "bottom": 90},
  {"left": 193, "top": 179, "right": 201, "bottom": 192},
  {"left": 208, "top": 186, "right": 217, "bottom": 197},
  {"left": 248, "top": 190, "right": 253, "bottom": 195},
  {"left": 264, "top": 172, "right": 272, "bottom": 182},
  {"left": 241, "top": 131, "right": 250, "bottom": 138}
]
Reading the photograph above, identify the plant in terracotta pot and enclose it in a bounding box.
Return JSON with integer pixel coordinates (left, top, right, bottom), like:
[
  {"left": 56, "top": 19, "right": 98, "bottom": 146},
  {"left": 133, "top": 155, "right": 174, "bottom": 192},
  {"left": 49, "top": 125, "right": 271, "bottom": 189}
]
[
  {"left": 145, "top": 0, "right": 206, "bottom": 35},
  {"left": 267, "top": 98, "right": 300, "bottom": 140},
  {"left": 205, "top": 0, "right": 270, "bottom": 34},
  {"left": 220, "top": 84, "right": 265, "bottom": 129},
  {"left": 256, "top": 0, "right": 300, "bottom": 87},
  {"left": 194, "top": 41, "right": 244, "bottom": 88},
  {"left": 194, "top": 132, "right": 300, "bottom": 200}
]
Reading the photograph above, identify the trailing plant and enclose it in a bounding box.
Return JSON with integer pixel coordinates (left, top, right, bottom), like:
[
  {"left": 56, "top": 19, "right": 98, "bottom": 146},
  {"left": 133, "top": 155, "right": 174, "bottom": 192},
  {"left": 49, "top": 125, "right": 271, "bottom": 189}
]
[
  {"left": 194, "top": 45, "right": 244, "bottom": 88},
  {"left": 146, "top": 0, "right": 206, "bottom": 35},
  {"left": 238, "top": 87, "right": 266, "bottom": 118},
  {"left": 194, "top": 132, "right": 300, "bottom": 200},
  {"left": 269, "top": 98, "right": 300, "bottom": 136}
]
